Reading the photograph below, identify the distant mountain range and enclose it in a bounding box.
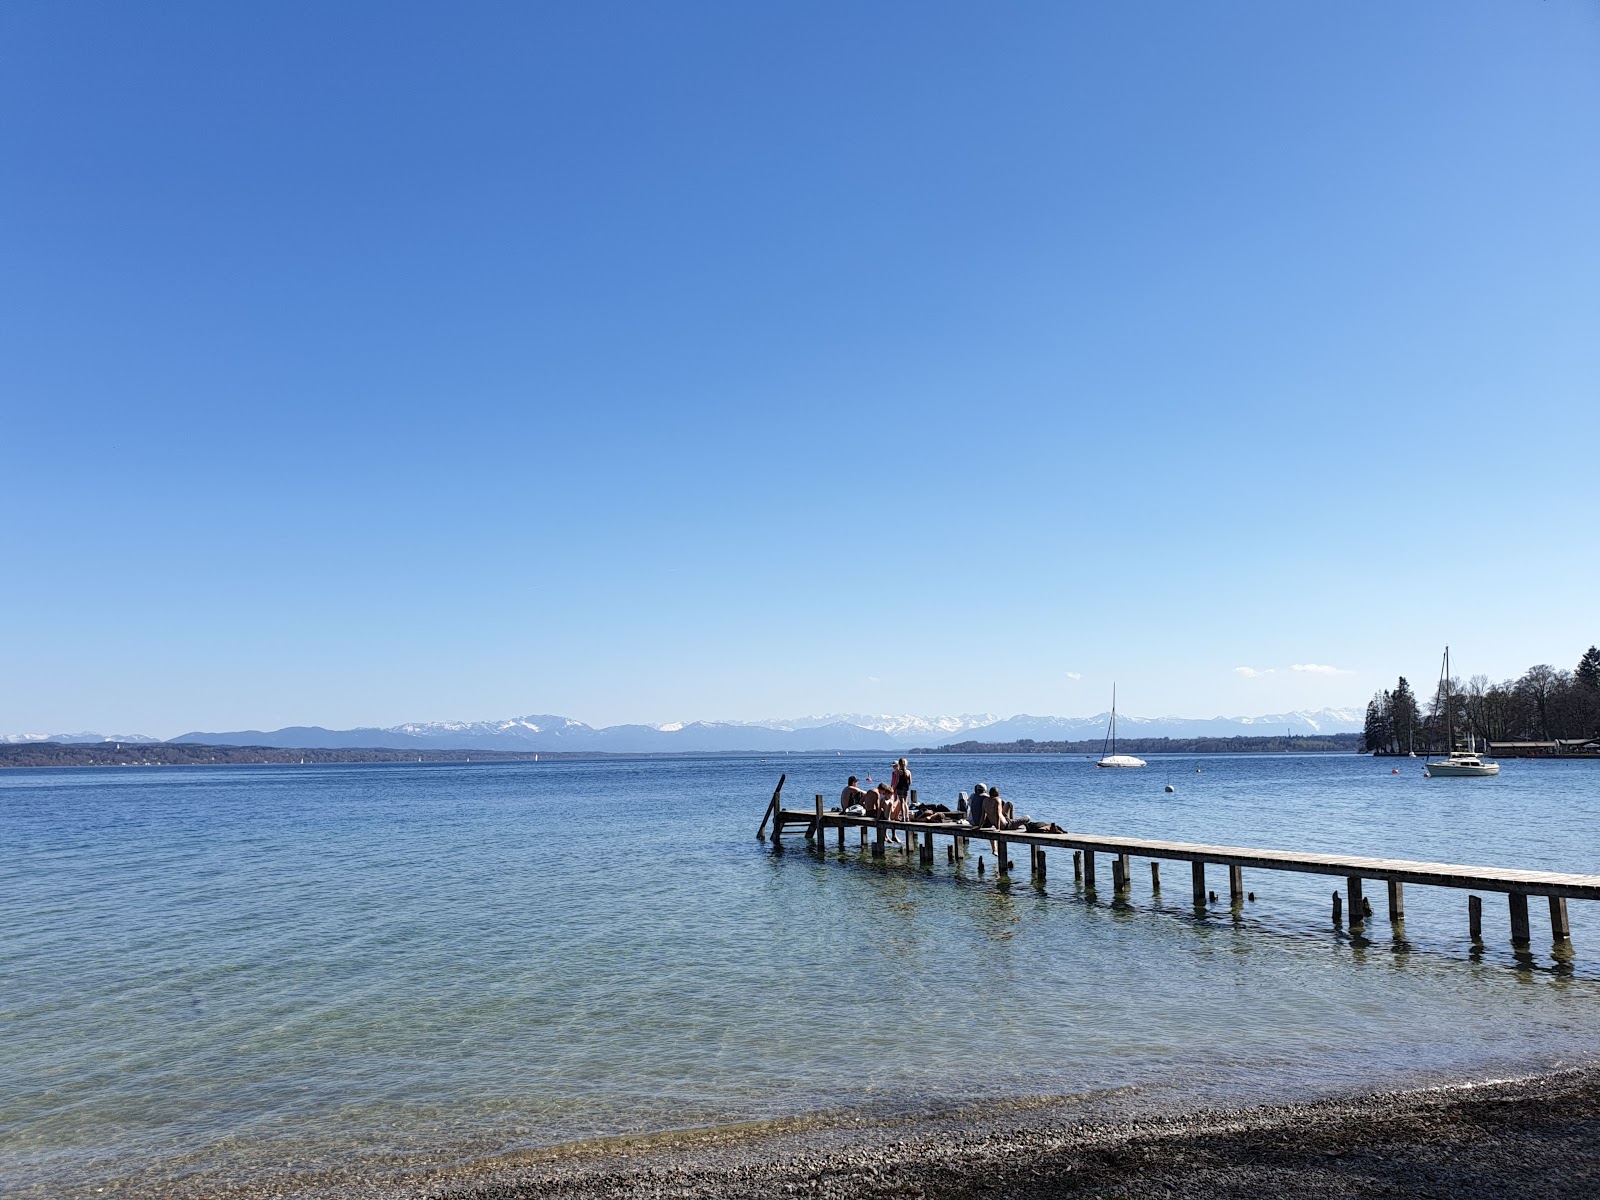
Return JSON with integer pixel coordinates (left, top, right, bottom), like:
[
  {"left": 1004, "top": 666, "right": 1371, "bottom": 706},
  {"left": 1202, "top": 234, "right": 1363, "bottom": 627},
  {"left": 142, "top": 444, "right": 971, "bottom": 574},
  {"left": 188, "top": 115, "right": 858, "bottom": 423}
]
[{"left": 4, "top": 708, "right": 1363, "bottom": 753}]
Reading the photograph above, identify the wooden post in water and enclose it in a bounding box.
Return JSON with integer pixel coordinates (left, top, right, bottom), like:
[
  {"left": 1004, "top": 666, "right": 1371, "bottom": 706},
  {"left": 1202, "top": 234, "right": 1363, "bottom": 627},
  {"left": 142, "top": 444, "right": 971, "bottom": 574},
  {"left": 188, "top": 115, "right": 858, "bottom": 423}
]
[
  {"left": 813, "top": 794, "right": 824, "bottom": 844},
  {"left": 1346, "top": 877, "right": 1365, "bottom": 927},
  {"left": 1082, "top": 849, "right": 1096, "bottom": 892},
  {"left": 1037, "top": 848, "right": 1047, "bottom": 881},
  {"left": 1073, "top": 851, "right": 1082, "bottom": 882},
  {"left": 1387, "top": 881, "right": 1405, "bottom": 923},
  {"left": 1550, "top": 897, "right": 1572, "bottom": 943},
  {"left": 1229, "top": 865, "right": 1244, "bottom": 903},
  {"left": 755, "top": 773, "right": 786, "bottom": 840},
  {"left": 1332, "top": 890, "right": 1343, "bottom": 925},
  {"left": 859, "top": 826, "right": 867, "bottom": 848},
  {"left": 996, "top": 837, "right": 1009, "bottom": 875},
  {"left": 1469, "top": 894, "right": 1483, "bottom": 941},
  {"left": 1118, "top": 854, "right": 1132, "bottom": 893},
  {"left": 1509, "top": 892, "right": 1531, "bottom": 944},
  {"left": 873, "top": 822, "right": 885, "bottom": 858},
  {"left": 1150, "top": 861, "right": 1161, "bottom": 893},
  {"left": 1191, "top": 861, "right": 1206, "bottom": 907}
]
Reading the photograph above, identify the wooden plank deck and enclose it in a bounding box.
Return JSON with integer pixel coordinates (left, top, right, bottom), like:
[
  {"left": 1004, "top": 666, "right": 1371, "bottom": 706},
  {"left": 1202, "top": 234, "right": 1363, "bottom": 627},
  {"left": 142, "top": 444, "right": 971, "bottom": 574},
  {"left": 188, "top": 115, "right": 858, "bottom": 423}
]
[{"left": 773, "top": 809, "right": 1600, "bottom": 900}]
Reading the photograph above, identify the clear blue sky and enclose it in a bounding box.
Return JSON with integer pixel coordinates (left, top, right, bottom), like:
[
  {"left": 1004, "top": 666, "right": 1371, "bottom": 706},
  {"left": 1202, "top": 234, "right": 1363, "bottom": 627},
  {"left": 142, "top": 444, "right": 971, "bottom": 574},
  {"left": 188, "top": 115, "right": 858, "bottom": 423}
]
[{"left": 3, "top": 2, "right": 1597, "bottom": 737}]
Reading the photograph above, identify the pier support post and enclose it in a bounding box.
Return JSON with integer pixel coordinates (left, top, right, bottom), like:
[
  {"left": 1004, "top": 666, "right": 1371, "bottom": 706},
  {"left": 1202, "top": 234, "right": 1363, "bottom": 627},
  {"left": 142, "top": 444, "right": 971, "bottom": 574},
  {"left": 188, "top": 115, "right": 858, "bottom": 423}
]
[
  {"left": 838, "top": 817, "right": 845, "bottom": 849},
  {"left": 1332, "top": 890, "right": 1342, "bottom": 926},
  {"left": 996, "top": 838, "right": 1009, "bottom": 875},
  {"left": 1387, "top": 881, "right": 1404, "bottom": 923},
  {"left": 1509, "top": 892, "right": 1531, "bottom": 944},
  {"left": 1073, "top": 851, "right": 1082, "bottom": 882},
  {"left": 1469, "top": 894, "right": 1483, "bottom": 941},
  {"left": 1346, "top": 877, "right": 1365, "bottom": 927},
  {"left": 1038, "top": 848, "right": 1047, "bottom": 881},
  {"left": 1111, "top": 856, "right": 1124, "bottom": 892},
  {"left": 1191, "top": 861, "right": 1206, "bottom": 907},
  {"left": 1083, "top": 850, "right": 1097, "bottom": 893},
  {"left": 812, "top": 794, "right": 823, "bottom": 844},
  {"left": 1150, "top": 861, "right": 1161, "bottom": 893},
  {"left": 872, "top": 822, "right": 885, "bottom": 858},
  {"left": 1118, "top": 854, "right": 1132, "bottom": 893},
  {"left": 860, "top": 826, "right": 867, "bottom": 848},
  {"left": 1229, "top": 865, "right": 1244, "bottom": 903},
  {"left": 1550, "top": 897, "right": 1572, "bottom": 943}
]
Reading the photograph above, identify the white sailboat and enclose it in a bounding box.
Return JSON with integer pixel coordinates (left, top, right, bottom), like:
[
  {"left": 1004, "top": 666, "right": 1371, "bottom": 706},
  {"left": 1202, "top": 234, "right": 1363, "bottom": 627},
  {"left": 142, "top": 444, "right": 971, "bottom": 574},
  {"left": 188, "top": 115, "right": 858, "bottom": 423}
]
[
  {"left": 1096, "top": 684, "right": 1147, "bottom": 768},
  {"left": 1425, "top": 646, "right": 1499, "bottom": 777}
]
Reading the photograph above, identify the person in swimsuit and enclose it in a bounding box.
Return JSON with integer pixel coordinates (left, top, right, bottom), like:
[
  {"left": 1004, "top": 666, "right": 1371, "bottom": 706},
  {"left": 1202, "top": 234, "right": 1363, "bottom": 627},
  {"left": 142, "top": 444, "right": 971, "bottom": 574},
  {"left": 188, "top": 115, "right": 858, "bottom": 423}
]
[{"left": 891, "top": 757, "right": 912, "bottom": 811}]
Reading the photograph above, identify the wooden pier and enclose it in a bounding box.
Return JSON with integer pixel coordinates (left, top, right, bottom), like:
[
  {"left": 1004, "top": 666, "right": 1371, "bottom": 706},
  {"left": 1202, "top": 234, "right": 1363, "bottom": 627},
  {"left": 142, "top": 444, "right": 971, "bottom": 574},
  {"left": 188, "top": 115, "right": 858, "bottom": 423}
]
[{"left": 756, "top": 778, "right": 1598, "bottom": 949}]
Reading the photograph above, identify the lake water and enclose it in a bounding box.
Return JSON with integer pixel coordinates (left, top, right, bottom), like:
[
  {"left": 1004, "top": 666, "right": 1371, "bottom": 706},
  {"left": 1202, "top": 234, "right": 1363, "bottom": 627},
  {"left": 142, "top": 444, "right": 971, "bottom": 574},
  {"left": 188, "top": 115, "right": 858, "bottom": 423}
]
[{"left": 4, "top": 753, "right": 1600, "bottom": 1195}]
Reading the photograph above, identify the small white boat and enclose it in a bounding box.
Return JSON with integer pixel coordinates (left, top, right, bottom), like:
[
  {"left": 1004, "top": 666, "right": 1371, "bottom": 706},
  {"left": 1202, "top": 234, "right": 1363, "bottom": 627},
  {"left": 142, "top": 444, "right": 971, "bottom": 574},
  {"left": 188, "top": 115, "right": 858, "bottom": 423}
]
[
  {"left": 1425, "top": 646, "right": 1499, "bottom": 778},
  {"left": 1096, "top": 684, "right": 1146, "bottom": 768},
  {"left": 1426, "top": 750, "right": 1499, "bottom": 777}
]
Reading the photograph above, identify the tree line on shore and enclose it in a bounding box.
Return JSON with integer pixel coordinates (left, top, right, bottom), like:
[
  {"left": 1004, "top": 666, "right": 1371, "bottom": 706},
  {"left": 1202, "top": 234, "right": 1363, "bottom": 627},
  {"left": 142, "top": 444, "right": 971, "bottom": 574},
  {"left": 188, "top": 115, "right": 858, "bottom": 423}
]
[{"left": 1363, "top": 646, "right": 1600, "bottom": 755}]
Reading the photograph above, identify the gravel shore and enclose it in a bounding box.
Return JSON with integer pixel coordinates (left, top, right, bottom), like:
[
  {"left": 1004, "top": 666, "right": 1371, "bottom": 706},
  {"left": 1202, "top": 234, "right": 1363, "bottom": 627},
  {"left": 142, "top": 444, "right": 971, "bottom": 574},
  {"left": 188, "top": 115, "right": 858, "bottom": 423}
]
[
  {"left": 419, "top": 1068, "right": 1600, "bottom": 1200},
  {"left": 59, "top": 1067, "right": 1600, "bottom": 1199}
]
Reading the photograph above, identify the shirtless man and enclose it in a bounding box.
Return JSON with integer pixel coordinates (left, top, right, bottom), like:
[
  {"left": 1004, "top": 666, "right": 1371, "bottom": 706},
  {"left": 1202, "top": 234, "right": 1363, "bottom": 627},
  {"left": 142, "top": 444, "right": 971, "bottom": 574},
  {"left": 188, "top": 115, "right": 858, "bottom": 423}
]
[{"left": 840, "top": 776, "right": 869, "bottom": 811}]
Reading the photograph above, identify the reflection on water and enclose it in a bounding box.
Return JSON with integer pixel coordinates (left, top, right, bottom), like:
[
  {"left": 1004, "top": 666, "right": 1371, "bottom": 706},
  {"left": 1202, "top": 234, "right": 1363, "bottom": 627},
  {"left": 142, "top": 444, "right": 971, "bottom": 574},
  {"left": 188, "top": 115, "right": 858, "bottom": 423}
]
[{"left": 2, "top": 753, "right": 1599, "bottom": 1195}]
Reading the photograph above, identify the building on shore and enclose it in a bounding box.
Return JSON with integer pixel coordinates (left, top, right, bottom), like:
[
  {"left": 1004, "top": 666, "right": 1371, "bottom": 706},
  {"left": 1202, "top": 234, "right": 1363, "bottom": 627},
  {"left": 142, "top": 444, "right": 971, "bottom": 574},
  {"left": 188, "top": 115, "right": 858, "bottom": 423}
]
[{"left": 1486, "top": 738, "right": 1600, "bottom": 759}]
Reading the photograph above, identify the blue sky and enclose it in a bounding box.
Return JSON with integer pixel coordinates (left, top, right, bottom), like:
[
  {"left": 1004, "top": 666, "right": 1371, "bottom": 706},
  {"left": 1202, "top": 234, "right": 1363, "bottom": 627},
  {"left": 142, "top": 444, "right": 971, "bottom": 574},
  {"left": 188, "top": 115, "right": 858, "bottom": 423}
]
[{"left": 3, "top": 2, "right": 1597, "bottom": 737}]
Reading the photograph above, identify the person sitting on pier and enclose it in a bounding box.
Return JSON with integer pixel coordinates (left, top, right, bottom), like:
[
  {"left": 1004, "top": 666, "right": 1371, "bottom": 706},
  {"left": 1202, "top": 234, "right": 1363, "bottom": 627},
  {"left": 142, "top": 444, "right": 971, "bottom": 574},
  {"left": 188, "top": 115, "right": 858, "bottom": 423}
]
[
  {"left": 963, "top": 784, "right": 987, "bottom": 826},
  {"left": 869, "top": 783, "right": 905, "bottom": 843},
  {"left": 840, "top": 776, "right": 869, "bottom": 814},
  {"left": 984, "top": 786, "right": 1014, "bottom": 828},
  {"left": 878, "top": 782, "right": 906, "bottom": 820}
]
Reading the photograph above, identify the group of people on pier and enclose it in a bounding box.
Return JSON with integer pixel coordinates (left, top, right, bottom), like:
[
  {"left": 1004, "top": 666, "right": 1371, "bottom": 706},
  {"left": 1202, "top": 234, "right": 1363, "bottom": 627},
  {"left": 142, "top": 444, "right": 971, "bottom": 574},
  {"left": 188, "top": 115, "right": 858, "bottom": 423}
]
[{"left": 838, "top": 760, "right": 1064, "bottom": 842}]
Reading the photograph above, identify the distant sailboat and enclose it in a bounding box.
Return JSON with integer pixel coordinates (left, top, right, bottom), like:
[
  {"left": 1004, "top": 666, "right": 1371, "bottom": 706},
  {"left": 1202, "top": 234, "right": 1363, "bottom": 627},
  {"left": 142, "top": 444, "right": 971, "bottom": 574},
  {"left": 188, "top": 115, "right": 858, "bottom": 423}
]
[{"left": 1096, "top": 684, "right": 1147, "bottom": 768}]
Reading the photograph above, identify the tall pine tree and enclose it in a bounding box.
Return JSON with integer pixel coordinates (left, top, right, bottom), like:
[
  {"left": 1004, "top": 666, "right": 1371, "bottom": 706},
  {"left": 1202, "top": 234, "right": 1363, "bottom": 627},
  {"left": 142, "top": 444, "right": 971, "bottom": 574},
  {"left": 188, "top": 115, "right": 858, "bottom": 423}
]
[{"left": 1578, "top": 646, "right": 1600, "bottom": 691}]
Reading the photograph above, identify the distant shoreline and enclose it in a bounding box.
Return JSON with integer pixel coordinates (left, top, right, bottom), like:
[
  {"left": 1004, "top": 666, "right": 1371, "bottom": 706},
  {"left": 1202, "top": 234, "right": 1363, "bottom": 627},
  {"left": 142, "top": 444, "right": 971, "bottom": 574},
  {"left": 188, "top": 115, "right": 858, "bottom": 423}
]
[
  {"left": 1, "top": 735, "right": 1367, "bottom": 768},
  {"left": 918, "top": 733, "right": 1363, "bottom": 754},
  {"left": 0, "top": 743, "right": 597, "bottom": 768}
]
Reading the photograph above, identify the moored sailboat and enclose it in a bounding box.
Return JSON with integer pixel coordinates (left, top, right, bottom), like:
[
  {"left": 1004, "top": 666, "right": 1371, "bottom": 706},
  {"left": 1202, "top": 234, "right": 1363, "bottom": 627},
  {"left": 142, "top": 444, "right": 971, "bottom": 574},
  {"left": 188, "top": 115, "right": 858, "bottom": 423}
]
[
  {"left": 1425, "top": 646, "right": 1499, "bottom": 777},
  {"left": 1096, "top": 684, "right": 1146, "bottom": 768}
]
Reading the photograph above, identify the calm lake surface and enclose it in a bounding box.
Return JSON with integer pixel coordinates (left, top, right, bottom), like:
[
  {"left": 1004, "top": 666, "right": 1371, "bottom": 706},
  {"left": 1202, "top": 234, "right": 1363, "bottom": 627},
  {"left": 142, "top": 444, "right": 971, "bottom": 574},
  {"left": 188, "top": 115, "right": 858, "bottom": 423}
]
[{"left": 4, "top": 752, "right": 1600, "bottom": 1194}]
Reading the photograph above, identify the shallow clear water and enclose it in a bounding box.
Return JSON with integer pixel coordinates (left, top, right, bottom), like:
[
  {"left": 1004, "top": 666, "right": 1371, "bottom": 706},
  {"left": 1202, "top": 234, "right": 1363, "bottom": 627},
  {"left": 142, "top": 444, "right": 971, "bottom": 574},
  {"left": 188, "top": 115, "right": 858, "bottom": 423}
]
[{"left": 3, "top": 753, "right": 1599, "bottom": 1194}]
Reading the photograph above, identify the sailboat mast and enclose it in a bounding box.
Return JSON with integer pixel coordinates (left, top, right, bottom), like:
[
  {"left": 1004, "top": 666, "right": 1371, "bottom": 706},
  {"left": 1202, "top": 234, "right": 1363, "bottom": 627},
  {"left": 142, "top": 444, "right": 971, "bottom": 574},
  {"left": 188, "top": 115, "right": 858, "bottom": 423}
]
[
  {"left": 1446, "top": 646, "right": 1454, "bottom": 752},
  {"left": 1112, "top": 683, "right": 1117, "bottom": 756}
]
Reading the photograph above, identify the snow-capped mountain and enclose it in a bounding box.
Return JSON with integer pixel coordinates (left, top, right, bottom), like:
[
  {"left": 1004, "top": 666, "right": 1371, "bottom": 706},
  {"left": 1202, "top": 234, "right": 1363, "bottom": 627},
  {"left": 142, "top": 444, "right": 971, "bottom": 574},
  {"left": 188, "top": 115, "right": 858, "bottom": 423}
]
[
  {"left": 157, "top": 707, "right": 1362, "bottom": 752},
  {"left": 0, "top": 731, "right": 161, "bottom": 745},
  {"left": 740, "top": 714, "right": 999, "bottom": 738}
]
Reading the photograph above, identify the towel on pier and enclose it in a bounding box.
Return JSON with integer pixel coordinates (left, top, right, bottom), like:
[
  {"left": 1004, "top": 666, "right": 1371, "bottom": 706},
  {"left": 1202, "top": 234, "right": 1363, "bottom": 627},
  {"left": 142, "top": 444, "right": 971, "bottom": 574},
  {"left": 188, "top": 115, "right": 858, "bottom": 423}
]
[{"left": 845, "top": 804, "right": 867, "bottom": 815}]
